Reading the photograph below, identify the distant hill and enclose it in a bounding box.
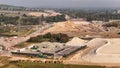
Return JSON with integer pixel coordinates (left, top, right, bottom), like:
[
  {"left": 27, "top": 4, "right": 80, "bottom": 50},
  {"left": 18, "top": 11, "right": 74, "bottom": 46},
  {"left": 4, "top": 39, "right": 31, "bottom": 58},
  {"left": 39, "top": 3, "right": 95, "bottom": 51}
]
[
  {"left": 0, "top": 4, "right": 26, "bottom": 10},
  {"left": 0, "top": 4, "right": 45, "bottom": 11}
]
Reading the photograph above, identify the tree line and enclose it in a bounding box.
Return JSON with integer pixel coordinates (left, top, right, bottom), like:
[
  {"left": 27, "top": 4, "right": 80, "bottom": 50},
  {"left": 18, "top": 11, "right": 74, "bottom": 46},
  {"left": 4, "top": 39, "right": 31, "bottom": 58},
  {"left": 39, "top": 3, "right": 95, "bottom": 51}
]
[
  {"left": 0, "top": 14, "right": 66, "bottom": 25},
  {"left": 45, "top": 15, "right": 66, "bottom": 23},
  {"left": 27, "top": 33, "right": 70, "bottom": 43},
  {"left": 102, "top": 21, "right": 120, "bottom": 27},
  {"left": 59, "top": 9, "right": 120, "bottom": 22}
]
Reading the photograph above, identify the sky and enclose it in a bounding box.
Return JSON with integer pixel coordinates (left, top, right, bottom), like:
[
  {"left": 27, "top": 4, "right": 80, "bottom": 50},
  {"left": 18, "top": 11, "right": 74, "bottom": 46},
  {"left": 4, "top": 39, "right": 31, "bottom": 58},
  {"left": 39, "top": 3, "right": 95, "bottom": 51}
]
[{"left": 0, "top": 0, "right": 120, "bottom": 8}]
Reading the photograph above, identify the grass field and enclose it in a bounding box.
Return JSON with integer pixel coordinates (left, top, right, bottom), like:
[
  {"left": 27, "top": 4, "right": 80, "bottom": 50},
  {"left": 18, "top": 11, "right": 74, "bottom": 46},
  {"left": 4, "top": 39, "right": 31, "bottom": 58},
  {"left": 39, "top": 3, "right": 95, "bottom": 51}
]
[
  {"left": 0, "top": 56, "right": 106, "bottom": 68},
  {"left": 0, "top": 26, "right": 35, "bottom": 37},
  {"left": 1, "top": 62, "right": 105, "bottom": 68}
]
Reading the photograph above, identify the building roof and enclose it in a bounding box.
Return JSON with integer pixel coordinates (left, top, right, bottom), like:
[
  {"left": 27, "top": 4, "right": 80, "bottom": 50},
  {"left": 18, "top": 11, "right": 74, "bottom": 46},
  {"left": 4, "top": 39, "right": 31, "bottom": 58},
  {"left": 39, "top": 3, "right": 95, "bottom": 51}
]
[{"left": 56, "top": 46, "right": 81, "bottom": 56}]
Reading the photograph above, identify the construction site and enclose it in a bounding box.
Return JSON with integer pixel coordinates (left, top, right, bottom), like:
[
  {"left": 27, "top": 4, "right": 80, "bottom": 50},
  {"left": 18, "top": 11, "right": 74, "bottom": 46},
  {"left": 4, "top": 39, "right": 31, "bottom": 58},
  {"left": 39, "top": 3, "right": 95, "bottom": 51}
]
[
  {"left": 0, "top": 1, "right": 120, "bottom": 68},
  {"left": 11, "top": 37, "right": 86, "bottom": 59},
  {"left": 0, "top": 19, "right": 119, "bottom": 67}
]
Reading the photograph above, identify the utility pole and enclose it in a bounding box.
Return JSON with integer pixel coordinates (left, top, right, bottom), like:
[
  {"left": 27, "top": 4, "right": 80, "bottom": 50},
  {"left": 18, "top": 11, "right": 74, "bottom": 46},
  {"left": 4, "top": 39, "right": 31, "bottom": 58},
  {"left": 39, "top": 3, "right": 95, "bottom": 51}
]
[
  {"left": 39, "top": 16, "right": 42, "bottom": 25},
  {"left": 18, "top": 15, "right": 22, "bottom": 36}
]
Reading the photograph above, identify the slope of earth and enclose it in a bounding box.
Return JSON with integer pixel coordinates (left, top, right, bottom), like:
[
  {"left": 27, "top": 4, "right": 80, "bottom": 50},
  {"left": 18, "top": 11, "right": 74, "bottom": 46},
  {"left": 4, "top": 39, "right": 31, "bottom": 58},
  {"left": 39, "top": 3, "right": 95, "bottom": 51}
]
[
  {"left": 43, "top": 21, "right": 104, "bottom": 37},
  {"left": 83, "top": 38, "right": 120, "bottom": 64},
  {"left": 43, "top": 21, "right": 120, "bottom": 38}
]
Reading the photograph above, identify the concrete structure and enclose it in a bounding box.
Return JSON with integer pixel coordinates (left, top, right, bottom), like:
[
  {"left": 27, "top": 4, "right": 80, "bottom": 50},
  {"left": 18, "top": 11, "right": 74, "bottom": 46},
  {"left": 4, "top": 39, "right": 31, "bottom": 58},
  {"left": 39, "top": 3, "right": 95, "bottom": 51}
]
[
  {"left": 56, "top": 46, "right": 82, "bottom": 57},
  {"left": 11, "top": 41, "right": 87, "bottom": 59}
]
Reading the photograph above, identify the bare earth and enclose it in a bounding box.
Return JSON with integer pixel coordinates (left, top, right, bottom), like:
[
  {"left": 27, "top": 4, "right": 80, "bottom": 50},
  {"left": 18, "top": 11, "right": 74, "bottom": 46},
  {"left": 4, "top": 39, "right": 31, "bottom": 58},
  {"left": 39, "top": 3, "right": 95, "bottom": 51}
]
[
  {"left": 64, "top": 38, "right": 120, "bottom": 66},
  {"left": 97, "top": 39, "right": 120, "bottom": 54},
  {"left": 44, "top": 21, "right": 103, "bottom": 33},
  {"left": 44, "top": 21, "right": 120, "bottom": 37}
]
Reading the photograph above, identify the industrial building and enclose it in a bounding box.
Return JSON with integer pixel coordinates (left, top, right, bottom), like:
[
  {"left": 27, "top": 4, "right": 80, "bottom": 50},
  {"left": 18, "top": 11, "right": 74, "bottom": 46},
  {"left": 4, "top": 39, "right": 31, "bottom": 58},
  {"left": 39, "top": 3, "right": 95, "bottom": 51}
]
[{"left": 11, "top": 37, "right": 87, "bottom": 59}]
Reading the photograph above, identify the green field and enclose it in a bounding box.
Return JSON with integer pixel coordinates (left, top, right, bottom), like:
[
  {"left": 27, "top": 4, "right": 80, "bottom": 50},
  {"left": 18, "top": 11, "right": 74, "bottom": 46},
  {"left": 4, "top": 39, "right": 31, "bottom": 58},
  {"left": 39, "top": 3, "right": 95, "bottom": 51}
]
[
  {"left": 1, "top": 62, "right": 105, "bottom": 68},
  {"left": 0, "top": 56, "right": 106, "bottom": 68},
  {"left": 0, "top": 26, "right": 35, "bottom": 37}
]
